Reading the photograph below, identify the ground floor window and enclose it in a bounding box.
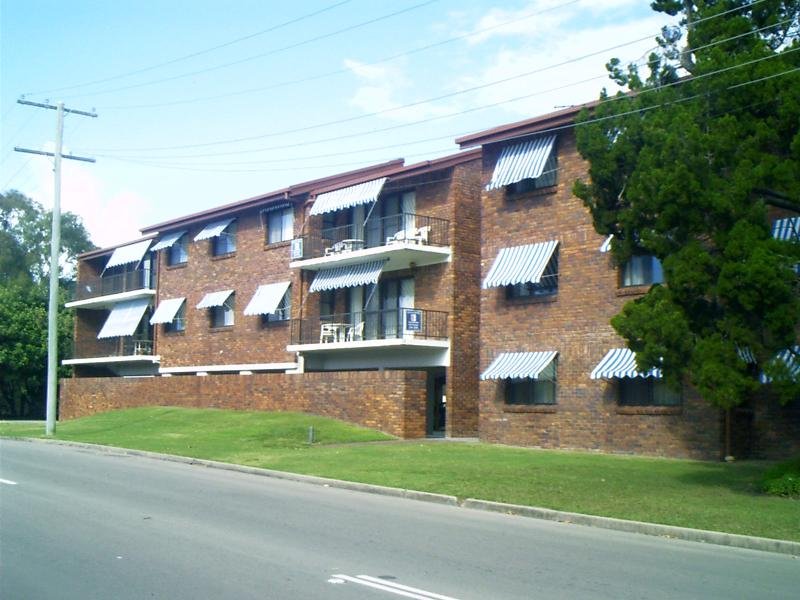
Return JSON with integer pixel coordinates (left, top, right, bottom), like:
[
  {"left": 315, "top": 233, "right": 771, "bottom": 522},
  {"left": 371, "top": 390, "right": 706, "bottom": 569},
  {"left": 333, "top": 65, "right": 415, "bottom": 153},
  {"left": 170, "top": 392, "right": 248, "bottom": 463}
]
[
  {"left": 618, "top": 378, "right": 681, "bottom": 406},
  {"left": 506, "top": 378, "right": 556, "bottom": 405}
]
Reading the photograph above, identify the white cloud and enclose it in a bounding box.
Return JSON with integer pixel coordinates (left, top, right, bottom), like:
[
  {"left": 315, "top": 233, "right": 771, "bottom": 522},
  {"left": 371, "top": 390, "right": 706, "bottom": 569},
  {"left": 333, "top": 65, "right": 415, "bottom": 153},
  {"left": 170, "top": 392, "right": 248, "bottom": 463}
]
[
  {"left": 33, "top": 155, "right": 149, "bottom": 248},
  {"left": 344, "top": 59, "right": 455, "bottom": 123},
  {"left": 459, "top": 14, "right": 669, "bottom": 118}
]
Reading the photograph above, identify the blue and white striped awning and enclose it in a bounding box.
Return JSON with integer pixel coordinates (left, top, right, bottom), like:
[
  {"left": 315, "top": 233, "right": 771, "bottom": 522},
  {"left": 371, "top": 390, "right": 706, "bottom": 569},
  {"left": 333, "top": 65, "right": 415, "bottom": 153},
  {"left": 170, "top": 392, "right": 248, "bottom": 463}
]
[
  {"left": 151, "top": 230, "right": 187, "bottom": 251},
  {"left": 772, "top": 217, "right": 799, "bottom": 241},
  {"left": 483, "top": 240, "right": 558, "bottom": 289},
  {"left": 244, "top": 281, "right": 290, "bottom": 316},
  {"left": 590, "top": 348, "right": 662, "bottom": 379},
  {"left": 97, "top": 298, "right": 151, "bottom": 339},
  {"left": 196, "top": 289, "right": 233, "bottom": 309},
  {"left": 104, "top": 239, "right": 152, "bottom": 270},
  {"left": 309, "top": 178, "right": 387, "bottom": 216},
  {"left": 486, "top": 134, "right": 557, "bottom": 191},
  {"left": 600, "top": 234, "right": 614, "bottom": 253},
  {"left": 481, "top": 351, "right": 558, "bottom": 380},
  {"left": 761, "top": 346, "right": 800, "bottom": 383},
  {"left": 194, "top": 218, "right": 234, "bottom": 241},
  {"left": 150, "top": 297, "right": 185, "bottom": 325},
  {"left": 309, "top": 261, "right": 384, "bottom": 293}
]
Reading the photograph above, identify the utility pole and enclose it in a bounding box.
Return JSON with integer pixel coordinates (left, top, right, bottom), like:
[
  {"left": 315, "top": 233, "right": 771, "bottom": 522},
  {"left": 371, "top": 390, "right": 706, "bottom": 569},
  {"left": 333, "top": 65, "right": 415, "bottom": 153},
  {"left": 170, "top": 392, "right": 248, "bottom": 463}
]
[{"left": 15, "top": 99, "right": 97, "bottom": 436}]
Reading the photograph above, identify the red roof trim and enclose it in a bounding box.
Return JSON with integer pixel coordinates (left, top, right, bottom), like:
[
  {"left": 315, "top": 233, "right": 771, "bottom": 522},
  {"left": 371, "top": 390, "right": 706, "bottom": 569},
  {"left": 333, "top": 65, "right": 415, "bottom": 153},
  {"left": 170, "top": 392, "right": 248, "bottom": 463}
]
[{"left": 456, "top": 100, "right": 599, "bottom": 148}]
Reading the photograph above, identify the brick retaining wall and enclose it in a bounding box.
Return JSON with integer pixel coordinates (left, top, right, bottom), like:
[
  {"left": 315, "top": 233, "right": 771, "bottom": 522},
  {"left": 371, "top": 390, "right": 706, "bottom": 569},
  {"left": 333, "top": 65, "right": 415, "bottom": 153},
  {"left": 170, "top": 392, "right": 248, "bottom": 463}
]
[{"left": 60, "top": 371, "right": 428, "bottom": 438}]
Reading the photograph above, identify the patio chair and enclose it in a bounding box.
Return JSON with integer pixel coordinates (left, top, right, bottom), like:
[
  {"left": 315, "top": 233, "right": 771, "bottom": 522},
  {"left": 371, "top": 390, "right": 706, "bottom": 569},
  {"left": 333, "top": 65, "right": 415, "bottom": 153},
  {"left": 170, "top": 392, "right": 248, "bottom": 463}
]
[
  {"left": 346, "top": 321, "right": 365, "bottom": 342},
  {"left": 320, "top": 323, "right": 338, "bottom": 343}
]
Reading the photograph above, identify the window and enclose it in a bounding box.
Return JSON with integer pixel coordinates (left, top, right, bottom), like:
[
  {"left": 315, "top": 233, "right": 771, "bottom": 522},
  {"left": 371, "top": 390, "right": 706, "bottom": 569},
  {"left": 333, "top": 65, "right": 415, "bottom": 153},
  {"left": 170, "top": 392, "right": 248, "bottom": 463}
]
[
  {"left": 210, "top": 294, "right": 234, "bottom": 327},
  {"left": 507, "top": 249, "right": 558, "bottom": 298},
  {"left": 167, "top": 233, "right": 188, "bottom": 266},
  {"left": 320, "top": 290, "right": 335, "bottom": 318},
  {"left": 618, "top": 378, "right": 681, "bottom": 406},
  {"left": 213, "top": 222, "right": 236, "bottom": 256},
  {"left": 165, "top": 302, "right": 186, "bottom": 333},
  {"left": 266, "top": 206, "right": 294, "bottom": 244},
  {"left": 506, "top": 149, "right": 557, "bottom": 195},
  {"left": 262, "top": 287, "right": 291, "bottom": 324},
  {"left": 506, "top": 378, "right": 557, "bottom": 405},
  {"left": 621, "top": 255, "right": 663, "bottom": 287}
]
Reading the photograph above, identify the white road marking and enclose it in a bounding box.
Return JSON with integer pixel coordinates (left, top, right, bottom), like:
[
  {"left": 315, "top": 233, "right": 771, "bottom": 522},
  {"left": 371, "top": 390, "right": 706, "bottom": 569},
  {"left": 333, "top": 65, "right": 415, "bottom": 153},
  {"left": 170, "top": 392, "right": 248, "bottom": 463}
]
[
  {"left": 330, "top": 574, "right": 462, "bottom": 600},
  {"left": 0, "top": 478, "right": 18, "bottom": 486}
]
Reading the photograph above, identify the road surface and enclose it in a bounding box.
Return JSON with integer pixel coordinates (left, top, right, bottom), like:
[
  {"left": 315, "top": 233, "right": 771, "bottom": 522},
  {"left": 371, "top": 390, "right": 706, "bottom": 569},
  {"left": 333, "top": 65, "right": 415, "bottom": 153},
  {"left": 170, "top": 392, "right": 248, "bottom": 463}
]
[{"left": 1, "top": 440, "right": 797, "bottom": 599}]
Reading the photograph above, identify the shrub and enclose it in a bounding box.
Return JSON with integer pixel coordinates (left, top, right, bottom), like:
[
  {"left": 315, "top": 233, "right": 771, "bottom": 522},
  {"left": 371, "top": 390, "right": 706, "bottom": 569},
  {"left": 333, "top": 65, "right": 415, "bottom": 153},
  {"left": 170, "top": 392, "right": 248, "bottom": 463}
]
[{"left": 762, "top": 456, "right": 800, "bottom": 498}]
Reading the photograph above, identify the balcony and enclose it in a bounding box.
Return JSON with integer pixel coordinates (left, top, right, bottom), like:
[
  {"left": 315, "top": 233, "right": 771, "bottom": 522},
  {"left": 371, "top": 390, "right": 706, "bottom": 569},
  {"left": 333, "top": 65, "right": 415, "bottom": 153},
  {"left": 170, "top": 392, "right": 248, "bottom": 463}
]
[
  {"left": 63, "top": 337, "right": 159, "bottom": 371},
  {"left": 290, "top": 213, "right": 451, "bottom": 273},
  {"left": 287, "top": 308, "right": 449, "bottom": 371},
  {"left": 66, "top": 269, "right": 156, "bottom": 309}
]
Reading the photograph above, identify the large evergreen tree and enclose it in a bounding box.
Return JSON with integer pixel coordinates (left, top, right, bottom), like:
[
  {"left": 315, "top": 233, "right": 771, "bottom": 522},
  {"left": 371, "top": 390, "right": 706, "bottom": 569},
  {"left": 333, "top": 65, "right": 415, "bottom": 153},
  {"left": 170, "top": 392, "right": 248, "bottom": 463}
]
[{"left": 574, "top": 0, "right": 800, "bottom": 407}]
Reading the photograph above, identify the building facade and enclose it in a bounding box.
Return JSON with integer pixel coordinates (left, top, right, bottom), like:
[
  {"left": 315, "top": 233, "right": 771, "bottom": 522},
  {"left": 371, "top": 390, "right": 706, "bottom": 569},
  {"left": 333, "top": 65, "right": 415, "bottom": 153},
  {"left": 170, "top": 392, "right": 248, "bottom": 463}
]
[{"left": 61, "top": 105, "right": 799, "bottom": 460}]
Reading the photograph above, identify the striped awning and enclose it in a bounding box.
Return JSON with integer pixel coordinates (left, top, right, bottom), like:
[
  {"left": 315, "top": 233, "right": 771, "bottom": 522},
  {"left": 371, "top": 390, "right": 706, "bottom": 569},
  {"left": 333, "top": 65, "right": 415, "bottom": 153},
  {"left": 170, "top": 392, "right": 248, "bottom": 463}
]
[
  {"left": 481, "top": 351, "right": 558, "bottom": 380},
  {"left": 761, "top": 346, "right": 800, "bottom": 383},
  {"left": 600, "top": 234, "right": 614, "bottom": 253},
  {"left": 150, "top": 297, "right": 185, "bottom": 325},
  {"left": 309, "top": 178, "right": 386, "bottom": 216},
  {"left": 772, "top": 217, "right": 799, "bottom": 241},
  {"left": 150, "top": 230, "right": 187, "bottom": 251},
  {"left": 244, "top": 281, "right": 290, "bottom": 316},
  {"left": 196, "top": 289, "right": 233, "bottom": 309},
  {"left": 309, "top": 261, "right": 384, "bottom": 293},
  {"left": 486, "top": 134, "right": 557, "bottom": 191},
  {"left": 97, "top": 298, "right": 150, "bottom": 339},
  {"left": 194, "top": 218, "right": 234, "bottom": 241},
  {"left": 483, "top": 240, "right": 558, "bottom": 289},
  {"left": 590, "top": 348, "right": 661, "bottom": 379},
  {"left": 105, "top": 239, "right": 152, "bottom": 270}
]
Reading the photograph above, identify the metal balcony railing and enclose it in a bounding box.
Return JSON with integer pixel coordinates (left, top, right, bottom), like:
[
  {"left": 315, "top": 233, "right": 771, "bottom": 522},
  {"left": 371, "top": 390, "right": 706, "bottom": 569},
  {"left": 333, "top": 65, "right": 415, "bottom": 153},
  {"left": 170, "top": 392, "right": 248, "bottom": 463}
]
[
  {"left": 70, "top": 337, "right": 154, "bottom": 359},
  {"left": 73, "top": 269, "right": 154, "bottom": 301},
  {"left": 290, "top": 307, "right": 448, "bottom": 346},
  {"left": 292, "top": 212, "right": 449, "bottom": 261}
]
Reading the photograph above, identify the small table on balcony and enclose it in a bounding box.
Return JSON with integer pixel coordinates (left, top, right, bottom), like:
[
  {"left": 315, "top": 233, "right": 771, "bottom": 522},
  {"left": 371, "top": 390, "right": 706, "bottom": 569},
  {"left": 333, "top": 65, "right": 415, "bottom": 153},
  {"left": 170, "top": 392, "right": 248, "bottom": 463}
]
[
  {"left": 324, "top": 239, "right": 364, "bottom": 256},
  {"left": 320, "top": 322, "right": 348, "bottom": 343}
]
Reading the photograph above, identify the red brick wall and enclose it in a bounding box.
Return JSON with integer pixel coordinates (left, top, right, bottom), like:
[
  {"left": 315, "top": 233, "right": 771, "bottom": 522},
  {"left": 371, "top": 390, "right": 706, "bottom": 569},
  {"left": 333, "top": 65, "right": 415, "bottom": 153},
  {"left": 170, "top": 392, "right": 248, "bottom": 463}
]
[
  {"left": 60, "top": 370, "right": 428, "bottom": 438},
  {"left": 154, "top": 206, "right": 301, "bottom": 368},
  {"left": 478, "top": 129, "right": 725, "bottom": 459}
]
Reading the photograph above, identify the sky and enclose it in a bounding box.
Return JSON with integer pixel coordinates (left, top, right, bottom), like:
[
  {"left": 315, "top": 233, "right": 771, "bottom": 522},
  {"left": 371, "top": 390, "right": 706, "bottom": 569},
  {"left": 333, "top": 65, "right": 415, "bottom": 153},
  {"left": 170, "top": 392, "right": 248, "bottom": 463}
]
[{"left": 1, "top": 0, "right": 675, "bottom": 248}]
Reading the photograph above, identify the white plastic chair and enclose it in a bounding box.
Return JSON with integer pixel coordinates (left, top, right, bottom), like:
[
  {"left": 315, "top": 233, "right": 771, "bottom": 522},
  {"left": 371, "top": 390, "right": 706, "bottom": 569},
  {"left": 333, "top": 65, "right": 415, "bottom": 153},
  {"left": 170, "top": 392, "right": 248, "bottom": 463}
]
[{"left": 347, "top": 321, "right": 365, "bottom": 341}]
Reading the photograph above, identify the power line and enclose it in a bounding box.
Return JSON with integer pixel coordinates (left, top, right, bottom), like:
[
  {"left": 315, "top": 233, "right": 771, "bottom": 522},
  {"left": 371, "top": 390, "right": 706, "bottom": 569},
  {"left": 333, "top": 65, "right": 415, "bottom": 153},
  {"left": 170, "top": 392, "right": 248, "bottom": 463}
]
[
  {"left": 96, "top": 65, "right": 800, "bottom": 175},
  {"left": 99, "top": 0, "right": 583, "bottom": 111},
  {"left": 23, "top": 1, "right": 353, "bottom": 96},
  {"left": 48, "top": 0, "right": 442, "bottom": 100},
  {"left": 83, "top": 13, "right": 786, "bottom": 154},
  {"left": 82, "top": 36, "right": 797, "bottom": 163}
]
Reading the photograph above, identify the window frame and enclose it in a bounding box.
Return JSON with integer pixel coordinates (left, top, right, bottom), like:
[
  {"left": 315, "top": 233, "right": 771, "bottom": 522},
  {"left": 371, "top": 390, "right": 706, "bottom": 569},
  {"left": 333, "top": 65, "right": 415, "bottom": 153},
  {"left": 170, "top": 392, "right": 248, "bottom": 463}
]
[
  {"left": 261, "top": 286, "right": 291, "bottom": 325},
  {"left": 618, "top": 378, "right": 682, "bottom": 407},
  {"left": 212, "top": 222, "right": 237, "bottom": 257},
  {"left": 167, "top": 233, "right": 188, "bottom": 266},
  {"left": 266, "top": 206, "right": 294, "bottom": 245},
  {"left": 506, "top": 249, "right": 559, "bottom": 299},
  {"left": 621, "top": 254, "right": 663, "bottom": 287},
  {"left": 210, "top": 295, "right": 235, "bottom": 328},
  {"left": 164, "top": 302, "right": 186, "bottom": 333},
  {"left": 505, "top": 145, "right": 558, "bottom": 196},
  {"left": 504, "top": 359, "right": 557, "bottom": 405}
]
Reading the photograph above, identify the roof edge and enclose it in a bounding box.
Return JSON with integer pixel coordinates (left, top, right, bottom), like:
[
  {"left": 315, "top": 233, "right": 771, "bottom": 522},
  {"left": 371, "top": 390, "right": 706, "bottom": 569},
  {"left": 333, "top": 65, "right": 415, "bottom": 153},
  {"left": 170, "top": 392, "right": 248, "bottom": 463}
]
[
  {"left": 456, "top": 100, "right": 599, "bottom": 148},
  {"left": 140, "top": 158, "right": 406, "bottom": 234},
  {"left": 77, "top": 234, "right": 157, "bottom": 260}
]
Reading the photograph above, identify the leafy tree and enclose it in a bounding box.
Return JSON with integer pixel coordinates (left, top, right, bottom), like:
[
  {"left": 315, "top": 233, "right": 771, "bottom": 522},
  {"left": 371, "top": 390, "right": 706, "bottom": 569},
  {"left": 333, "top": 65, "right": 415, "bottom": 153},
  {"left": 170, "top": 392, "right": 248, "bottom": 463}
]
[
  {"left": 0, "top": 190, "right": 94, "bottom": 418},
  {"left": 574, "top": 0, "right": 800, "bottom": 407},
  {"left": 1, "top": 189, "right": 94, "bottom": 283}
]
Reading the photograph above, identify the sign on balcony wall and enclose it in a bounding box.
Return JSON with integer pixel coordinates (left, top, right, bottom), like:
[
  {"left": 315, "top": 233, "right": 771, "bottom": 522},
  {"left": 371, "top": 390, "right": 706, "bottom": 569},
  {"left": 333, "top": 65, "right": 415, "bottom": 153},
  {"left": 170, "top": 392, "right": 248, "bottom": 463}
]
[
  {"left": 290, "top": 238, "right": 303, "bottom": 260},
  {"left": 404, "top": 309, "right": 422, "bottom": 333}
]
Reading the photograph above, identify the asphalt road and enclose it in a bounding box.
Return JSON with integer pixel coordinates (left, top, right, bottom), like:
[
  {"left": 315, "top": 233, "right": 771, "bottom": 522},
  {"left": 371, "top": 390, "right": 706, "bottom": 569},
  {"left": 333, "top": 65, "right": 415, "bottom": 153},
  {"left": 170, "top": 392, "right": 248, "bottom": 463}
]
[{"left": 1, "top": 440, "right": 798, "bottom": 600}]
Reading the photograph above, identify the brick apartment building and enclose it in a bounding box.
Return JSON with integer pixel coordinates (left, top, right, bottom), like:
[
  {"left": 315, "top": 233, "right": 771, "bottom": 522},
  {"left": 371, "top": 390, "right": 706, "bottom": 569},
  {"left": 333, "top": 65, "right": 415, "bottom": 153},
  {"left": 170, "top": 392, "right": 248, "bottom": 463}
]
[{"left": 61, "top": 104, "right": 799, "bottom": 460}]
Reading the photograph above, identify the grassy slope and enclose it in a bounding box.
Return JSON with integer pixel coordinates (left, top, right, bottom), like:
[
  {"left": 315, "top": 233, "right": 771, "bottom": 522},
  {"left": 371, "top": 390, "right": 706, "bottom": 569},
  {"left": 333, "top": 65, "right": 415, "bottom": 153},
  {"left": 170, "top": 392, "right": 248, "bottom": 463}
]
[{"left": 2, "top": 407, "right": 797, "bottom": 542}]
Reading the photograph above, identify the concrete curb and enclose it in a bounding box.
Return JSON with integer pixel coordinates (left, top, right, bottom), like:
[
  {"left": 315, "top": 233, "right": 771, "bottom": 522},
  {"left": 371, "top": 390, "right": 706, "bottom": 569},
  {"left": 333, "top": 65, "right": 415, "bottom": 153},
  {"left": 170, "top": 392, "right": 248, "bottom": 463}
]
[{"left": 8, "top": 437, "right": 799, "bottom": 557}]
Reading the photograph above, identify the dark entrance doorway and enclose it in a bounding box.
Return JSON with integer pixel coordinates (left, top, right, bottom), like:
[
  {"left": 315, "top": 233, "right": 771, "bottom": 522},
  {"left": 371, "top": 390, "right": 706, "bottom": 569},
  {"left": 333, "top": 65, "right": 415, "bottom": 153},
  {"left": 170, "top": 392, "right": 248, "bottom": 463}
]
[{"left": 427, "top": 371, "right": 446, "bottom": 436}]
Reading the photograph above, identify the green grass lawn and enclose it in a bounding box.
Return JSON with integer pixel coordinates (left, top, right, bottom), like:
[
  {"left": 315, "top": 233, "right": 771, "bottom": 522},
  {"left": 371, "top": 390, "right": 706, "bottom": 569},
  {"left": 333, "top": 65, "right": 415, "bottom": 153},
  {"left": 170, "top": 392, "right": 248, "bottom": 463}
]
[{"left": 2, "top": 407, "right": 797, "bottom": 542}]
